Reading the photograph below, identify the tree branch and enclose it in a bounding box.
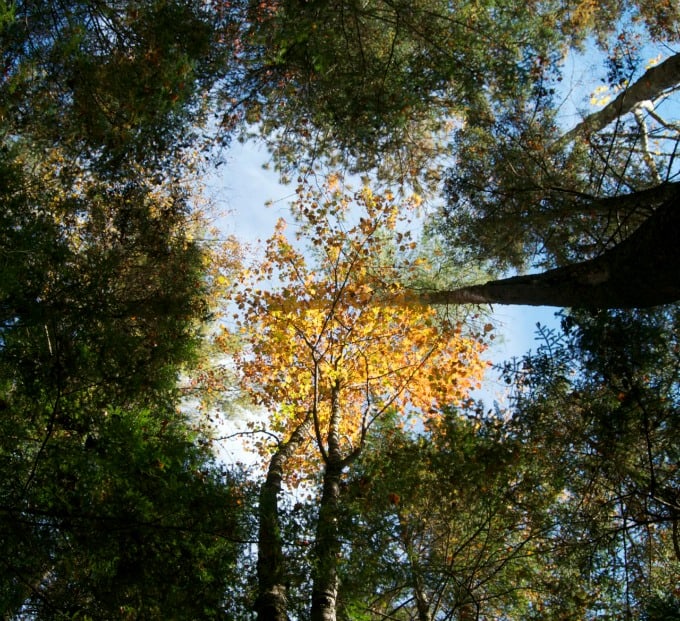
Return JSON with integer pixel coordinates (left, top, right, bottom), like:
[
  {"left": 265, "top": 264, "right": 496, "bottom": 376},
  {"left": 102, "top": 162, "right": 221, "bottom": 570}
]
[{"left": 558, "top": 52, "right": 680, "bottom": 145}]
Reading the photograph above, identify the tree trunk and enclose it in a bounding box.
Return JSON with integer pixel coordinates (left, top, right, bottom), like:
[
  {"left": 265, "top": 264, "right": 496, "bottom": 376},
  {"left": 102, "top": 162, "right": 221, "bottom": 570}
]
[
  {"left": 587, "top": 181, "right": 679, "bottom": 215},
  {"left": 310, "top": 460, "right": 342, "bottom": 621},
  {"left": 311, "top": 385, "right": 343, "bottom": 621},
  {"left": 559, "top": 52, "right": 680, "bottom": 144},
  {"left": 424, "top": 193, "right": 680, "bottom": 309},
  {"left": 398, "top": 512, "right": 432, "bottom": 621},
  {"left": 255, "top": 416, "right": 313, "bottom": 621}
]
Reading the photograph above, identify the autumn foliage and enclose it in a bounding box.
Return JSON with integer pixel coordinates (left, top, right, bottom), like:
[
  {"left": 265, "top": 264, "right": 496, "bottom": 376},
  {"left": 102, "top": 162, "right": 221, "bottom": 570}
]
[{"left": 222, "top": 180, "right": 489, "bottom": 477}]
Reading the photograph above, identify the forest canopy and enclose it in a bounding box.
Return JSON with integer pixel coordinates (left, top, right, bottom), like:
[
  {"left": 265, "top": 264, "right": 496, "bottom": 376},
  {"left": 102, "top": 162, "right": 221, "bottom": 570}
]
[{"left": 0, "top": 0, "right": 679, "bottom": 619}]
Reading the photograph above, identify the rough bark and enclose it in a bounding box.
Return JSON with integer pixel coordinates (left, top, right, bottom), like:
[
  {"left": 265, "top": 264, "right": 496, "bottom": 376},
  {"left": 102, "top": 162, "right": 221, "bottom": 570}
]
[
  {"left": 255, "top": 415, "right": 313, "bottom": 621},
  {"left": 311, "top": 385, "right": 343, "bottom": 621},
  {"left": 310, "top": 460, "right": 343, "bottom": 621},
  {"left": 559, "top": 52, "right": 680, "bottom": 145},
  {"left": 424, "top": 192, "right": 680, "bottom": 309}
]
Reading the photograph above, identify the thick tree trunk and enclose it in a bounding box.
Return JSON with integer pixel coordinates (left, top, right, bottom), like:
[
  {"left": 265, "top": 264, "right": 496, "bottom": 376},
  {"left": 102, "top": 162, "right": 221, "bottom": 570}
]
[
  {"left": 424, "top": 193, "right": 680, "bottom": 309},
  {"left": 255, "top": 416, "right": 313, "bottom": 621}
]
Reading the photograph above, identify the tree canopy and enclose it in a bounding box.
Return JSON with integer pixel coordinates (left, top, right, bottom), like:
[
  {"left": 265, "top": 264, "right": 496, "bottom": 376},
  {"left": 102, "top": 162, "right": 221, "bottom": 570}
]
[
  {"left": 0, "top": 2, "right": 249, "bottom": 617},
  {"left": 231, "top": 0, "right": 564, "bottom": 188},
  {"left": 222, "top": 181, "right": 489, "bottom": 619},
  {"left": 2, "top": 0, "right": 680, "bottom": 619}
]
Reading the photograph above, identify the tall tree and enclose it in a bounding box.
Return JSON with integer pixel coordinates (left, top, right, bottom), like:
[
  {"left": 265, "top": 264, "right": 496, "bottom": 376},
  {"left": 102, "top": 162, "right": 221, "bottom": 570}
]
[
  {"left": 431, "top": 26, "right": 680, "bottom": 308},
  {"left": 0, "top": 140, "right": 251, "bottom": 616},
  {"left": 423, "top": 187, "right": 680, "bottom": 308},
  {"left": 223, "top": 180, "right": 489, "bottom": 619},
  {"left": 336, "top": 411, "right": 565, "bottom": 620},
  {"left": 501, "top": 308, "right": 680, "bottom": 616},
  {"left": 228, "top": 0, "right": 568, "bottom": 189},
  {"left": 0, "top": 0, "right": 231, "bottom": 171},
  {"left": 0, "top": 3, "right": 248, "bottom": 616},
  {"left": 206, "top": 0, "right": 680, "bottom": 308},
  {"left": 0, "top": 401, "right": 252, "bottom": 619},
  {"left": 332, "top": 305, "right": 680, "bottom": 619}
]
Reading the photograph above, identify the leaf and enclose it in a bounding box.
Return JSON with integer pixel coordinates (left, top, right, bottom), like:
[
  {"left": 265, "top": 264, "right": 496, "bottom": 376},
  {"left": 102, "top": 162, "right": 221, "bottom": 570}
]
[{"left": 223, "top": 178, "right": 488, "bottom": 473}]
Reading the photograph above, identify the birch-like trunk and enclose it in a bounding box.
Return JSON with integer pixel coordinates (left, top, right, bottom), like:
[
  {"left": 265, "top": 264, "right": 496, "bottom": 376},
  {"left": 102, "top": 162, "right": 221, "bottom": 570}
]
[
  {"left": 256, "top": 416, "right": 312, "bottom": 621},
  {"left": 558, "top": 52, "right": 680, "bottom": 145}
]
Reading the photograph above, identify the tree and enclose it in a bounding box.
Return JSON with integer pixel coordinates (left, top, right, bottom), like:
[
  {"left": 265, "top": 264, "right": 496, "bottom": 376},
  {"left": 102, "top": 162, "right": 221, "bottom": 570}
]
[
  {"left": 8, "top": 0, "right": 680, "bottom": 614},
  {"left": 431, "top": 30, "right": 680, "bottom": 308},
  {"left": 0, "top": 135, "right": 252, "bottom": 617},
  {"left": 0, "top": 399, "right": 252, "bottom": 619},
  {"left": 501, "top": 308, "right": 680, "bottom": 617},
  {"left": 336, "top": 411, "right": 563, "bottom": 620},
  {"left": 0, "top": 4, "right": 250, "bottom": 615},
  {"left": 223, "top": 180, "right": 489, "bottom": 619},
  {"left": 224, "top": 0, "right": 679, "bottom": 309},
  {"left": 423, "top": 187, "right": 680, "bottom": 308},
  {"left": 253, "top": 307, "right": 680, "bottom": 620},
  {"left": 228, "top": 0, "right": 569, "bottom": 189},
  {"left": 0, "top": 0, "right": 241, "bottom": 409},
  {"left": 0, "top": 0, "right": 231, "bottom": 172},
  {"left": 203, "top": 0, "right": 680, "bottom": 308},
  {"left": 0, "top": 144, "right": 214, "bottom": 406}
]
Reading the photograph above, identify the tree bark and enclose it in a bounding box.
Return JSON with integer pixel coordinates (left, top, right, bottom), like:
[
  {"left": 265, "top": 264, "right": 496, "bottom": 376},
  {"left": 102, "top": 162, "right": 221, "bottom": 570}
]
[
  {"left": 586, "top": 181, "right": 679, "bottom": 216},
  {"left": 311, "top": 385, "right": 343, "bottom": 621},
  {"left": 558, "top": 52, "right": 680, "bottom": 145},
  {"left": 310, "top": 460, "right": 343, "bottom": 621},
  {"left": 424, "top": 192, "right": 680, "bottom": 309},
  {"left": 398, "top": 513, "right": 432, "bottom": 621},
  {"left": 255, "top": 415, "right": 313, "bottom": 621}
]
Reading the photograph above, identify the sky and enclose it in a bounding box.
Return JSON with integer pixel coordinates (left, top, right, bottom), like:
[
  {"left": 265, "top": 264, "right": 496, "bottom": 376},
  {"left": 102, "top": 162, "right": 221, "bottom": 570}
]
[
  {"left": 204, "top": 35, "right": 680, "bottom": 468},
  {"left": 209, "top": 140, "right": 561, "bottom": 415},
  {"left": 207, "top": 37, "right": 628, "bottom": 363}
]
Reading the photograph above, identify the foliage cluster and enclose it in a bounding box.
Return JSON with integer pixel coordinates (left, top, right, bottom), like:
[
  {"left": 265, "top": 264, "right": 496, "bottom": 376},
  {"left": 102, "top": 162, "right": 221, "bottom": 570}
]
[
  {"left": 0, "top": 2, "right": 249, "bottom": 618},
  {"left": 225, "top": 182, "right": 488, "bottom": 476},
  {"left": 1, "top": 0, "right": 680, "bottom": 619}
]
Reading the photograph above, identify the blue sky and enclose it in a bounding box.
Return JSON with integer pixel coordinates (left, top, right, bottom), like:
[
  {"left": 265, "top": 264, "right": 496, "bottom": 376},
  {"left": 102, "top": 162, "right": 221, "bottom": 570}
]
[
  {"left": 205, "top": 39, "right": 647, "bottom": 459},
  {"left": 205, "top": 14, "right": 680, "bottom": 495},
  {"left": 209, "top": 142, "right": 561, "bottom": 468},
  {"left": 211, "top": 140, "right": 561, "bottom": 370},
  {"left": 205, "top": 139, "right": 563, "bottom": 470},
  {"left": 208, "top": 39, "right": 635, "bottom": 367}
]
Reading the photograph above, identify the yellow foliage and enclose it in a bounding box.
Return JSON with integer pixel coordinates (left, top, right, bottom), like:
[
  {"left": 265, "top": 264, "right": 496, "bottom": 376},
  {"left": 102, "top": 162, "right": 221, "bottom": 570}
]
[
  {"left": 589, "top": 84, "right": 612, "bottom": 107},
  {"left": 223, "top": 179, "right": 488, "bottom": 478},
  {"left": 645, "top": 53, "right": 663, "bottom": 70},
  {"left": 568, "top": 0, "right": 599, "bottom": 31}
]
